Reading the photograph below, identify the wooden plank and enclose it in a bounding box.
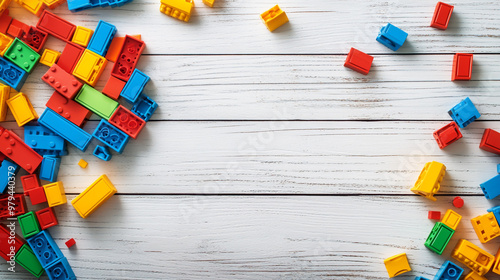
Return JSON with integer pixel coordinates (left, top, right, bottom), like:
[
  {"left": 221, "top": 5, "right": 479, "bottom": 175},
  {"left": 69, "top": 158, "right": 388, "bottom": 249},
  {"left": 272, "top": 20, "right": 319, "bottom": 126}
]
[{"left": 0, "top": 195, "right": 496, "bottom": 279}]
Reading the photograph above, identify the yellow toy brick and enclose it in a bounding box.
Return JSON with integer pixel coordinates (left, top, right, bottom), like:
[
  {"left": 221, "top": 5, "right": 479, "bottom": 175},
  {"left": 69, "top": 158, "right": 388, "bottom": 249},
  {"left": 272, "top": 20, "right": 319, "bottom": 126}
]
[
  {"left": 71, "top": 26, "right": 93, "bottom": 47},
  {"left": 0, "top": 0, "right": 12, "bottom": 14},
  {"left": 71, "top": 174, "right": 117, "bottom": 218},
  {"left": 78, "top": 159, "right": 88, "bottom": 168},
  {"left": 42, "top": 0, "right": 63, "bottom": 9},
  {"left": 14, "top": 0, "right": 45, "bottom": 16},
  {"left": 43, "top": 181, "right": 67, "bottom": 207},
  {"left": 6, "top": 92, "right": 38, "bottom": 126},
  {"left": 492, "top": 247, "right": 500, "bottom": 274},
  {"left": 441, "top": 209, "right": 462, "bottom": 230},
  {"left": 0, "top": 33, "right": 13, "bottom": 56},
  {"left": 202, "top": 0, "right": 214, "bottom": 7},
  {"left": 260, "top": 5, "right": 289, "bottom": 32},
  {"left": 72, "top": 49, "right": 107, "bottom": 87},
  {"left": 471, "top": 212, "right": 500, "bottom": 243},
  {"left": 0, "top": 85, "right": 9, "bottom": 121},
  {"left": 452, "top": 239, "right": 494, "bottom": 276},
  {"left": 40, "top": 49, "right": 61, "bottom": 67},
  {"left": 159, "top": 0, "right": 194, "bottom": 22},
  {"left": 464, "top": 271, "right": 488, "bottom": 280},
  {"left": 384, "top": 253, "right": 411, "bottom": 278},
  {"left": 411, "top": 161, "right": 446, "bottom": 201}
]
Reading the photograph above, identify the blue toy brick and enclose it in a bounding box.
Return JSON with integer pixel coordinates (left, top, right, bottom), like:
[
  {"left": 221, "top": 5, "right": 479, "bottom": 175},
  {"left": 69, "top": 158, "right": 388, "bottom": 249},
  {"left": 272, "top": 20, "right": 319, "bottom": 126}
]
[
  {"left": 67, "top": 0, "right": 92, "bottom": 11},
  {"left": 38, "top": 108, "right": 92, "bottom": 152},
  {"left": 0, "top": 159, "right": 19, "bottom": 193},
  {"left": 0, "top": 56, "right": 28, "bottom": 91},
  {"left": 25, "top": 125, "right": 66, "bottom": 153},
  {"left": 487, "top": 205, "right": 500, "bottom": 227},
  {"left": 480, "top": 174, "right": 500, "bottom": 199},
  {"left": 120, "top": 69, "right": 150, "bottom": 103},
  {"left": 415, "top": 277, "right": 430, "bottom": 280},
  {"left": 132, "top": 94, "right": 158, "bottom": 121},
  {"left": 93, "top": 119, "right": 129, "bottom": 153},
  {"left": 46, "top": 257, "right": 76, "bottom": 280},
  {"left": 448, "top": 97, "right": 480, "bottom": 128},
  {"left": 34, "top": 148, "right": 68, "bottom": 157},
  {"left": 433, "top": 260, "right": 463, "bottom": 280},
  {"left": 87, "top": 20, "right": 116, "bottom": 56},
  {"left": 376, "top": 23, "right": 408, "bottom": 51},
  {"left": 27, "top": 230, "right": 64, "bottom": 269},
  {"left": 39, "top": 156, "right": 61, "bottom": 182},
  {"left": 93, "top": 144, "right": 112, "bottom": 161}
]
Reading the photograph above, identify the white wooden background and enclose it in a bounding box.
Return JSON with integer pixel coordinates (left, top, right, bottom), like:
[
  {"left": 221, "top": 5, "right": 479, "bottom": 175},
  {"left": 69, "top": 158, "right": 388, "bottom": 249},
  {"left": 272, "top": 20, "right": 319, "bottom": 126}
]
[{"left": 1, "top": 0, "right": 500, "bottom": 279}]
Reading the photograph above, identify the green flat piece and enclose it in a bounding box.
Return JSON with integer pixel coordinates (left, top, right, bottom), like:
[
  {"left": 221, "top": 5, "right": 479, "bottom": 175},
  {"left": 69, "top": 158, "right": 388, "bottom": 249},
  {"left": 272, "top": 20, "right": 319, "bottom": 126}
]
[
  {"left": 424, "top": 222, "right": 454, "bottom": 255},
  {"left": 18, "top": 212, "right": 40, "bottom": 239},
  {"left": 5, "top": 38, "right": 40, "bottom": 73},
  {"left": 75, "top": 84, "right": 118, "bottom": 120},
  {"left": 15, "top": 245, "right": 44, "bottom": 278}
]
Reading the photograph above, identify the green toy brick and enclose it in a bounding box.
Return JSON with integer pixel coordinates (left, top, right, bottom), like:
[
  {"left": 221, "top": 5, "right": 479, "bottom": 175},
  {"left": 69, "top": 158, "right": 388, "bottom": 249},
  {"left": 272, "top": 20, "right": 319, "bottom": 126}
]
[
  {"left": 424, "top": 222, "right": 454, "bottom": 255},
  {"left": 18, "top": 212, "right": 40, "bottom": 238},
  {"left": 75, "top": 84, "right": 118, "bottom": 120},
  {"left": 5, "top": 38, "right": 40, "bottom": 73},
  {"left": 15, "top": 245, "right": 44, "bottom": 278}
]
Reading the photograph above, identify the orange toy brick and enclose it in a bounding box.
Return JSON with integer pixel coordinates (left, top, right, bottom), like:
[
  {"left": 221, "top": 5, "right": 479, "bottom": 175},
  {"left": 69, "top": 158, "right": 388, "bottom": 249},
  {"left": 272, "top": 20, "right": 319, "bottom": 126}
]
[
  {"left": 433, "top": 122, "right": 462, "bottom": 149},
  {"left": 105, "top": 35, "right": 141, "bottom": 62},
  {"left": 344, "top": 47, "right": 373, "bottom": 75}
]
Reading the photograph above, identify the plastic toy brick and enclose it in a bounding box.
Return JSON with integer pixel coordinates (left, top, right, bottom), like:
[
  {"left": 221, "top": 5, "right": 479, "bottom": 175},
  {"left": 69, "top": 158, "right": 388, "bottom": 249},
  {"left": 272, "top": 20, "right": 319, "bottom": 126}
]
[
  {"left": 14, "top": 0, "right": 45, "bottom": 16},
  {"left": 72, "top": 174, "right": 117, "bottom": 218},
  {"left": 40, "top": 48, "right": 61, "bottom": 67},
  {"left": 344, "top": 47, "right": 373, "bottom": 75},
  {"left": 441, "top": 209, "right": 461, "bottom": 230},
  {"left": 448, "top": 97, "right": 480, "bottom": 128},
  {"left": 27, "top": 230, "right": 63, "bottom": 268},
  {"left": 46, "top": 257, "right": 76, "bottom": 280},
  {"left": 471, "top": 212, "right": 500, "bottom": 243},
  {"left": 103, "top": 75, "right": 126, "bottom": 99},
  {"left": 21, "top": 26, "right": 48, "bottom": 53},
  {"left": 0, "top": 221, "right": 25, "bottom": 261},
  {"left": 383, "top": 252, "right": 411, "bottom": 278},
  {"left": 0, "top": 85, "right": 7, "bottom": 122},
  {"left": 37, "top": 10, "right": 76, "bottom": 41},
  {"left": 5, "top": 38, "right": 40, "bottom": 73},
  {"left": 480, "top": 174, "right": 500, "bottom": 199},
  {"left": 0, "top": 159, "right": 18, "bottom": 193},
  {"left": 72, "top": 49, "right": 108, "bottom": 87},
  {"left": 38, "top": 108, "right": 92, "bottom": 151},
  {"left": 66, "top": 0, "right": 92, "bottom": 11},
  {"left": 376, "top": 23, "right": 407, "bottom": 51},
  {"left": 411, "top": 161, "right": 445, "bottom": 201},
  {"left": 75, "top": 84, "right": 119, "bottom": 120},
  {"left": 105, "top": 34, "right": 141, "bottom": 62},
  {"left": 0, "top": 193, "right": 26, "bottom": 219},
  {"left": 78, "top": 159, "right": 87, "bottom": 168},
  {"left": 15, "top": 244, "right": 44, "bottom": 278},
  {"left": 71, "top": 26, "right": 93, "bottom": 47},
  {"left": 39, "top": 156, "right": 61, "bottom": 182},
  {"left": 428, "top": 211, "right": 440, "bottom": 220},
  {"left": 87, "top": 20, "right": 116, "bottom": 57},
  {"left": 21, "top": 174, "right": 40, "bottom": 194},
  {"left": 0, "top": 32, "right": 13, "bottom": 56},
  {"left": 0, "top": 127, "right": 43, "bottom": 173},
  {"left": 25, "top": 125, "right": 66, "bottom": 154},
  {"left": 93, "top": 144, "right": 112, "bottom": 161},
  {"left": 434, "top": 260, "right": 463, "bottom": 280},
  {"left": 425, "top": 222, "right": 454, "bottom": 255},
  {"left": 43, "top": 181, "right": 67, "bottom": 207},
  {"left": 109, "top": 105, "right": 146, "bottom": 139},
  {"left": 433, "top": 122, "right": 462, "bottom": 149},
  {"left": 9, "top": 19, "right": 29, "bottom": 36},
  {"left": 46, "top": 91, "right": 91, "bottom": 127},
  {"left": 488, "top": 205, "right": 500, "bottom": 229},
  {"left": 28, "top": 187, "right": 46, "bottom": 205},
  {"left": 43, "top": 0, "right": 64, "bottom": 9},
  {"left": 43, "top": 64, "right": 83, "bottom": 99},
  {"left": 160, "top": 0, "right": 194, "bottom": 22},
  {"left": 18, "top": 211, "right": 40, "bottom": 238},
  {"left": 7, "top": 23, "right": 23, "bottom": 38},
  {"left": 93, "top": 119, "right": 130, "bottom": 153},
  {"left": 202, "top": 0, "right": 214, "bottom": 7},
  {"left": 464, "top": 272, "right": 487, "bottom": 280},
  {"left": 0, "top": 9, "right": 11, "bottom": 34},
  {"left": 452, "top": 239, "right": 493, "bottom": 276},
  {"left": 120, "top": 69, "right": 150, "bottom": 103},
  {"left": 65, "top": 238, "right": 76, "bottom": 248},
  {"left": 452, "top": 196, "right": 464, "bottom": 208},
  {"left": 452, "top": 53, "right": 473, "bottom": 81},
  {"left": 431, "top": 2, "right": 454, "bottom": 30},
  {"left": 132, "top": 94, "right": 158, "bottom": 121},
  {"left": 6, "top": 92, "right": 38, "bottom": 126},
  {"left": 480, "top": 128, "right": 500, "bottom": 155},
  {"left": 35, "top": 207, "right": 58, "bottom": 230},
  {"left": 260, "top": 5, "right": 288, "bottom": 32},
  {"left": 56, "top": 42, "right": 84, "bottom": 73},
  {"left": 0, "top": 56, "right": 28, "bottom": 91},
  {"left": 493, "top": 247, "right": 500, "bottom": 275},
  {"left": 111, "top": 35, "right": 145, "bottom": 81}
]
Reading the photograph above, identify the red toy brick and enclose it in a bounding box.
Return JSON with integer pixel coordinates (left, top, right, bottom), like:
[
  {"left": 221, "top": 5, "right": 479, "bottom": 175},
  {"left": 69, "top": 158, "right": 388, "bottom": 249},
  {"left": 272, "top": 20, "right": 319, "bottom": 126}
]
[
  {"left": 0, "top": 223, "right": 25, "bottom": 261},
  {"left": 109, "top": 105, "right": 146, "bottom": 139},
  {"left": 111, "top": 35, "right": 145, "bottom": 81},
  {"left": 56, "top": 42, "right": 84, "bottom": 73},
  {"left": 35, "top": 207, "right": 58, "bottom": 230},
  {"left": 0, "top": 9, "right": 12, "bottom": 34},
  {"left": 344, "top": 47, "right": 373, "bottom": 75},
  {"left": 65, "top": 238, "right": 76, "bottom": 248},
  {"left": 452, "top": 53, "right": 473, "bottom": 81},
  {"left": 480, "top": 128, "right": 500, "bottom": 155},
  {"left": 28, "top": 187, "right": 47, "bottom": 205},
  {"left": 8, "top": 19, "right": 29, "bottom": 38},
  {"left": 430, "top": 2, "right": 454, "bottom": 30},
  {"left": 0, "top": 194, "right": 27, "bottom": 219},
  {"left": 433, "top": 121, "right": 462, "bottom": 149},
  {"left": 46, "top": 91, "right": 92, "bottom": 127},
  {"left": 21, "top": 174, "right": 40, "bottom": 194},
  {"left": 7, "top": 24, "right": 23, "bottom": 38},
  {"left": 36, "top": 10, "right": 76, "bottom": 42},
  {"left": 21, "top": 26, "right": 48, "bottom": 53},
  {"left": 102, "top": 75, "right": 126, "bottom": 100},
  {"left": 428, "top": 211, "right": 441, "bottom": 220},
  {"left": 452, "top": 196, "right": 464, "bottom": 208},
  {"left": 42, "top": 64, "right": 83, "bottom": 99},
  {"left": 0, "top": 127, "right": 43, "bottom": 174}
]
